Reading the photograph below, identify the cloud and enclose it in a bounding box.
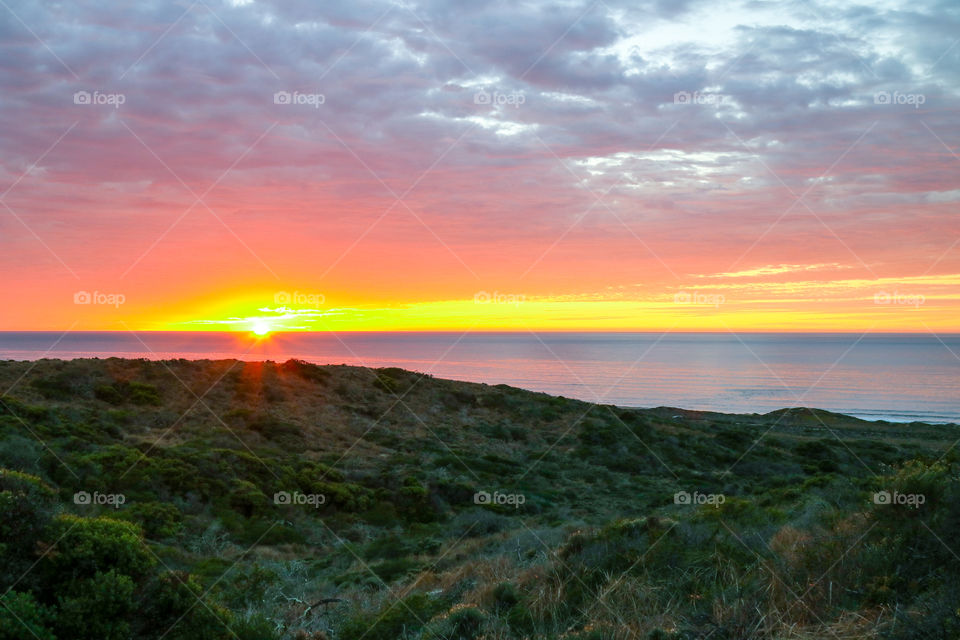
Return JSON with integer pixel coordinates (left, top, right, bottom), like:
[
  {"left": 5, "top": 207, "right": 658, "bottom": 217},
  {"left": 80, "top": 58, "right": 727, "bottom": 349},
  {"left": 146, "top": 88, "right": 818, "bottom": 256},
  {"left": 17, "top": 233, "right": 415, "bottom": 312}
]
[
  {"left": 0, "top": 0, "right": 957, "bottom": 328},
  {"left": 702, "top": 263, "right": 852, "bottom": 278}
]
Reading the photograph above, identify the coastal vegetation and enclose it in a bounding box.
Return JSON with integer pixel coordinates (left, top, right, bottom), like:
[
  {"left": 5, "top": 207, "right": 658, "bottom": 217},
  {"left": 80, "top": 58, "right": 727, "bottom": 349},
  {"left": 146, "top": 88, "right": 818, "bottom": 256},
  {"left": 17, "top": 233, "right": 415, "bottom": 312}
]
[{"left": 1, "top": 358, "right": 958, "bottom": 639}]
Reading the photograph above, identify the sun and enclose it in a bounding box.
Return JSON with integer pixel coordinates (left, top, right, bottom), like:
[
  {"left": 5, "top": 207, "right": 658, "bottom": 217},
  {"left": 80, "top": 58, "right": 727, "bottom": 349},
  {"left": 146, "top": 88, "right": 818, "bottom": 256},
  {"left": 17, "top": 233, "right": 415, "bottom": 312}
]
[{"left": 251, "top": 320, "right": 271, "bottom": 336}]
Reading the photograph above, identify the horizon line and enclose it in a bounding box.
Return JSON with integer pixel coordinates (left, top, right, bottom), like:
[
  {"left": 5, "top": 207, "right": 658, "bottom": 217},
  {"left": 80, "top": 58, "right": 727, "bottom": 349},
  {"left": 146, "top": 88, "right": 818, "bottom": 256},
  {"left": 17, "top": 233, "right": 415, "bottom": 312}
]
[{"left": 1, "top": 329, "right": 958, "bottom": 335}]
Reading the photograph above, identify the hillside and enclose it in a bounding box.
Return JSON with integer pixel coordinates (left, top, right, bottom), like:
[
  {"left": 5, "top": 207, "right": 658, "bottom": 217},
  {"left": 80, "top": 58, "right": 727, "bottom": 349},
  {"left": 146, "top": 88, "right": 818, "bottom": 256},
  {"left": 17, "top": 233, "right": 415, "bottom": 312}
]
[{"left": 1, "top": 358, "right": 958, "bottom": 640}]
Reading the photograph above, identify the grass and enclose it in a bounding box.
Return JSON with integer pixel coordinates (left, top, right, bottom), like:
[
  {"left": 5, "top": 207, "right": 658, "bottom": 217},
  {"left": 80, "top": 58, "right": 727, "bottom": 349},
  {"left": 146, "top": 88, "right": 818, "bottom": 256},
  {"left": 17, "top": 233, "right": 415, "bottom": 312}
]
[{"left": 0, "top": 357, "right": 958, "bottom": 639}]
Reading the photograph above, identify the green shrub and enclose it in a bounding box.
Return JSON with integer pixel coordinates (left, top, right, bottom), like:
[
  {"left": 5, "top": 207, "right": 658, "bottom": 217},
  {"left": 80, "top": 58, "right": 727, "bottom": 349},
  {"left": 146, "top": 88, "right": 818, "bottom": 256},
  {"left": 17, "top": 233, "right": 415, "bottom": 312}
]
[
  {"left": 442, "top": 390, "right": 477, "bottom": 410},
  {"left": 491, "top": 582, "right": 520, "bottom": 612},
  {"left": 372, "top": 373, "right": 400, "bottom": 394},
  {"left": 40, "top": 514, "right": 155, "bottom": 585},
  {"left": 220, "top": 565, "right": 279, "bottom": 609},
  {"left": 506, "top": 602, "right": 536, "bottom": 635},
  {"left": 423, "top": 605, "right": 485, "bottom": 640},
  {"left": 482, "top": 422, "right": 510, "bottom": 440},
  {"left": 338, "top": 593, "right": 448, "bottom": 640},
  {"left": 232, "top": 614, "right": 281, "bottom": 640},
  {"left": 396, "top": 478, "right": 438, "bottom": 522},
  {"left": 119, "top": 501, "right": 183, "bottom": 539},
  {"left": 794, "top": 439, "right": 834, "bottom": 462},
  {"left": 577, "top": 419, "right": 619, "bottom": 447},
  {"left": 0, "top": 469, "right": 56, "bottom": 543},
  {"left": 0, "top": 591, "right": 56, "bottom": 640},
  {"left": 31, "top": 372, "right": 81, "bottom": 400},
  {"left": 647, "top": 630, "right": 681, "bottom": 640},
  {"left": 228, "top": 479, "right": 270, "bottom": 518},
  {"left": 279, "top": 359, "right": 330, "bottom": 384},
  {"left": 236, "top": 519, "right": 307, "bottom": 546},
  {"left": 94, "top": 383, "right": 124, "bottom": 404},
  {"left": 135, "top": 571, "right": 239, "bottom": 640},
  {"left": 0, "top": 435, "right": 44, "bottom": 474},
  {"left": 0, "top": 396, "right": 48, "bottom": 421},
  {"left": 248, "top": 417, "right": 303, "bottom": 443},
  {"left": 364, "top": 534, "right": 414, "bottom": 560},
  {"left": 55, "top": 569, "right": 136, "bottom": 640},
  {"left": 885, "top": 581, "right": 960, "bottom": 639},
  {"left": 0, "top": 469, "right": 57, "bottom": 583},
  {"left": 370, "top": 557, "right": 421, "bottom": 583},
  {"left": 94, "top": 380, "right": 161, "bottom": 406},
  {"left": 289, "top": 480, "right": 373, "bottom": 513},
  {"left": 868, "top": 460, "right": 960, "bottom": 582},
  {"left": 714, "top": 428, "right": 754, "bottom": 450}
]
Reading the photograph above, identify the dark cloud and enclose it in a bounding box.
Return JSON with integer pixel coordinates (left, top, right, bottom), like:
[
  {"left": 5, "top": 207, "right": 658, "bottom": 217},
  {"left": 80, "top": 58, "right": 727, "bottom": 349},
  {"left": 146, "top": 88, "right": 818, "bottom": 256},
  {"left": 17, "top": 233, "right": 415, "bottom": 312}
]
[{"left": 0, "top": 0, "right": 957, "bottom": 286}]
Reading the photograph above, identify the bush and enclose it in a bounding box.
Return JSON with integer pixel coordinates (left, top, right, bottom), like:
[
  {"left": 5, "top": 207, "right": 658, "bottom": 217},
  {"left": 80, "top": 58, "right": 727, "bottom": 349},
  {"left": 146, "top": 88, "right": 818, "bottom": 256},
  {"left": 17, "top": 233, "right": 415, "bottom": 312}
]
[
  {"left": 31, "top": 372, "right": 81, "bottom": 400},
  {"left": 135, "top": 571, "right": 239, "bottom": 640},
  {"left": 233, "top": 615, "right": 282, "bottom": 640},
  {"left": 364, "top": 534, "right": 414, "bottom": 560},
  {"left": 249, "top": 417, "right": 302, "bottom": 443},
  {"left": 506, "top": 602, "right": 536, "bottom": 635},
  {"left": 40, "top": 514, "right": 155, "bottom": 586},
  {"left": 714, "top": 428, "right": 754, "bottom": 451},
  {"left": 54, "top": 569, "right": 136, "bottom": 640},
  {"left": 396, "top": 478, "right": 438, "bottom": 522},
  {"left": 450, "top": 509, "right": 512, "bottom": 536},
  {"left": 423, "top": 605, "right": 485, "bottom": 640},
  {"left": 94, "top": 383, "right": 124, "bottom": 405},
  {"left": 119, "top": 501, "right": 183, "bottom": 539},
  {"left": 338, "top": 593, "right": 448, "bottom": 640},
  {"left": 794, "top": 439, "right": 834, "bottom": 462},
  {"left": 227, "top": 479, "right": 270, "bottom": 518},
  {"left": 491, "top": 582, "right": 520, "bottom": 612},
  {"left": 280, "top": 359, "right": 330, "bottom": 384},
  {"left": 370, "top": 557, "right": 421, "bottom": 583},
  {"left": 0, "top": 435, "right": 44, "bottom": 474},
  {"left": 868, "top": 460, "right": 960, "bottom": 584},
  {"left": 372, "top": 373, "right": 400, "bottom": 394},
  {"left": 0, "top": 592, "right": 56, "bottom": 640},
  {"left": 0, "top": 469, "right": 56, "bottom": 544},
  {"left": 577, "top": 419, "right": 619, "bottom": 447},
  {"left": 95, "top": 380, "right": 161, "bottom": 406},
  {"left": 0, "top": 469, "right": 57, "bottom": 584}
]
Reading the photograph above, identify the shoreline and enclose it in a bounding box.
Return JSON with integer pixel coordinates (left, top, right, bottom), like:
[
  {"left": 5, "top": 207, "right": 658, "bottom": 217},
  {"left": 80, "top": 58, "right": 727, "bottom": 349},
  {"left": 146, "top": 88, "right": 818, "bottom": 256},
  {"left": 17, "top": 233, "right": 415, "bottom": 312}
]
[{"left": 1, "top": 355, "right": 957, "bottom": 428}]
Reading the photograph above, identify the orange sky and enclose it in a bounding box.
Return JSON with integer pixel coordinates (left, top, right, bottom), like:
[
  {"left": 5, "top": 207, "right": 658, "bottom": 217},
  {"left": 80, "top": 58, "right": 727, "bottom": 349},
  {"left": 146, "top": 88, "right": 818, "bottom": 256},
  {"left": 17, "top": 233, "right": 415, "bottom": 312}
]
[{"left": 1, "top": 0, "right": 958, "bottom": 333}]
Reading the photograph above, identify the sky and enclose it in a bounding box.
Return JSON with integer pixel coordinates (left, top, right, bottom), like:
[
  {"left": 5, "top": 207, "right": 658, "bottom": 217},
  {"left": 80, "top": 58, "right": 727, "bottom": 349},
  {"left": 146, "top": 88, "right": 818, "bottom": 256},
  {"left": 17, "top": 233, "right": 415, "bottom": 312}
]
[{"left": 0, "top": 0, "right": 958, "bottom": 332}]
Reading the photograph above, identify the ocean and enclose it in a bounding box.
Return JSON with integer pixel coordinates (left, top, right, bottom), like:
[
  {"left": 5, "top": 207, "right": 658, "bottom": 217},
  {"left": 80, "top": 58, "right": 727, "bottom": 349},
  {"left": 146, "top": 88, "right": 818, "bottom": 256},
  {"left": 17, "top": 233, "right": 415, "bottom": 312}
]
[{"left": 1, "top": 331, "right": 958, "bottom": 424}]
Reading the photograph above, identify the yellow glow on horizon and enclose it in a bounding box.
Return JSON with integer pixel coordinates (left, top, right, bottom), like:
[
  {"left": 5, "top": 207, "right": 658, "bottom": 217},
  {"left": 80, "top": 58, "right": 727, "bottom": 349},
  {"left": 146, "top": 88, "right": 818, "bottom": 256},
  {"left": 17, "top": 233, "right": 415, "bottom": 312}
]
[
  {"left": 93, "top": 272, "right": 960, "bottom": 334},
  {"left": 147, "top": 295, "right": 960, "bottom": 334}
]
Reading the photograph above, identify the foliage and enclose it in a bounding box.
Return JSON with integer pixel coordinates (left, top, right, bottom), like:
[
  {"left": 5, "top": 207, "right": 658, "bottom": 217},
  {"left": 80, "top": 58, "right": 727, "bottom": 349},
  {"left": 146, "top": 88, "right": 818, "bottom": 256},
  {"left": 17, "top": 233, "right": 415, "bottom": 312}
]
[
  {"left": 338, "top": 593, "right": 449, "bottom": 640},
  {"left": 94, "top": 380, "right": 162, "bottom": 406},
  {"left": 1, "top": 358, "right": 958, "bottom": 639},
  {"left": 0, "top": 591, "right": 57, "bottom": 640}
]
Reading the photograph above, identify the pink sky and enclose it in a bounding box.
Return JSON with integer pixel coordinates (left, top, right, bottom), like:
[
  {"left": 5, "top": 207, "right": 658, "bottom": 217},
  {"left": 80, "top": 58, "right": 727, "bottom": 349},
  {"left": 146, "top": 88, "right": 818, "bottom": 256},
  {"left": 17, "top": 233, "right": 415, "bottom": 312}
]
[{"left": 1, "top": 0, "right": 958, "bottom": 331}]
